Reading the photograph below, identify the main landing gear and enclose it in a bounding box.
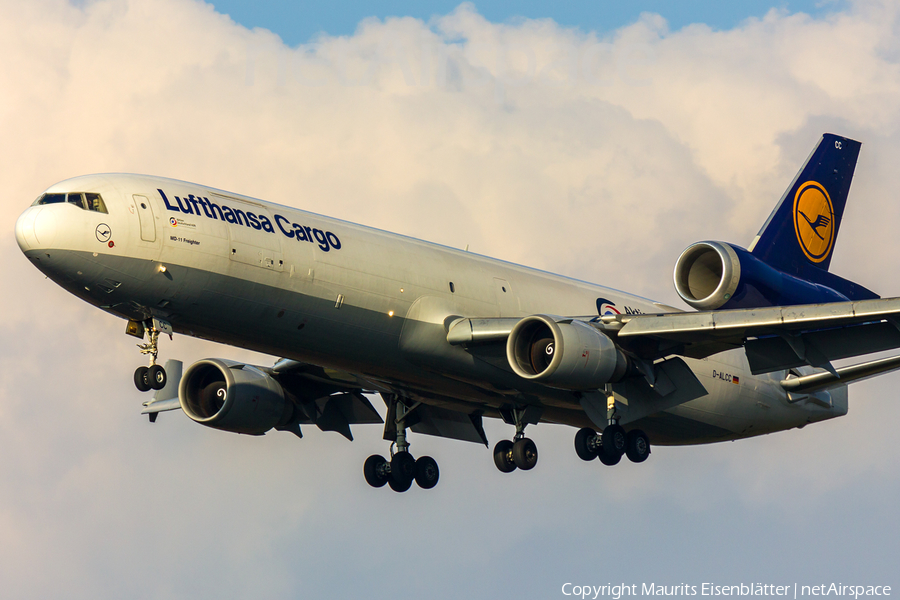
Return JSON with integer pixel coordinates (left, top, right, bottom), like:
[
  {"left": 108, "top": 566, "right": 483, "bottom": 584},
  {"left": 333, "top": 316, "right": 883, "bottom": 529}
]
[
  {"left": 493, "top": 406, "right": 539, "bottom": 473},
  {"left": 130, "top": 319, "right": 172, "bottom": 393},
  {"left": 574, "top": 394, "right": 651, "bottom": 466},
  {"left": 364, "top": 395, "right": 440, "bottom": 493}
]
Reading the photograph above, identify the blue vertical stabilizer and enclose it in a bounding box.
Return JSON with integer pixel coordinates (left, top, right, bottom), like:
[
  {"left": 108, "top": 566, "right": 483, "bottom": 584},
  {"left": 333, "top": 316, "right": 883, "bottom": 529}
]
[{"left": 750, "top": 133, "right": 860, "bottom": 276}]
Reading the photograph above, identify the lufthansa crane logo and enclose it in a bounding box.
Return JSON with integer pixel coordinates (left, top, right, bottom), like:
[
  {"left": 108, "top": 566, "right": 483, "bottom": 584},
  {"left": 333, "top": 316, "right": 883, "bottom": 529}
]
[
  {"left": 95, "top": 223, "right": 112, "bottom": 243},
  {"left": 793, "top": 181, "right": 834, "bottom": 263}
]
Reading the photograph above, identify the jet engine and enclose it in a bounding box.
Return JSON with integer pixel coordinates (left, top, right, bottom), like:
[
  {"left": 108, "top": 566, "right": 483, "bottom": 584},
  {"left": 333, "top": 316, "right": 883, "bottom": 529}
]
[
  {"left": 673, "top": 241, "right": 851, "bottom": 311},
  {"left": 506, "top": 315, "right": 628, "bottom": 390},
  {"left": 179, "top": 359, "right": 291, "bottom": 435}
]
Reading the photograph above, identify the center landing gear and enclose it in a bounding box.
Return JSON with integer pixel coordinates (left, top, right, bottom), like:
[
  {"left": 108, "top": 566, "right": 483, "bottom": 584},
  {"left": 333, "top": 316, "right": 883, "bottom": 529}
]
[
  {"left": 363, "top": 395, "right": 440, "bottom": 493},
  {"left": 573, "top": 393, "right": 651, "bottom": 466},
  {"left": 130, "top": 319, "right": 172, "bottom": 392},
  {"left": 493, "top": 406, "right": 539, "bottom": 473}
]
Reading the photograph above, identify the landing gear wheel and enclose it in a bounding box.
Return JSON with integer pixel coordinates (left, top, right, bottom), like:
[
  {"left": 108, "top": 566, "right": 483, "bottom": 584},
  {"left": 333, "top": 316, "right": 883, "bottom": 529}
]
[
  {"left": 134, "top": 366, "right": 151, "bottom": 392},
  {"left": 625, "top": 429, "right": 651, "bottom": 463},
  {"left": 598, "top": 446, "right": 622, "bottom": 466},
  {"left": 415, "top": 456, "right": 440, "bottom": 489},
  {"left": 148, "top": 365, "right": 167, "bottom": 390},
  {"left": 390, "top": 451, "right": 416, "bottom": 487},
  {"left": 388, "top": 474, "right": 413, "bottom": 493},
  {"left": 493, "top": 439, "right": 517, "bottom": 473},
  {"left": 512, "top": 437, "right": 538, "bottom": 470},
  {"left": 364, "top": 454, "right": 389, "bottom": 488},
  {"left": 602, "top": 424, "right": 627, "bottom": 457},
  {"left": 574, "top": 428, "right": 599, "bottom": 461}
]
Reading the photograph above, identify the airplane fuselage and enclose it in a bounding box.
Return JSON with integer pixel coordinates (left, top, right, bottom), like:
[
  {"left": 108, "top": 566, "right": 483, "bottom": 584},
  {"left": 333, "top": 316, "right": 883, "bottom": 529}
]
[{"left": 15, "top": 173, "right": 847, "bottom": 446}]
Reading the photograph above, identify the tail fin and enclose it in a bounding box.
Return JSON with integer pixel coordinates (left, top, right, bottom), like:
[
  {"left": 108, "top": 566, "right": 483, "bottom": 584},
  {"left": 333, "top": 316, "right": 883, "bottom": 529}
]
[{"left": 749, "top": 133, "right": 860, "bottom": 275}]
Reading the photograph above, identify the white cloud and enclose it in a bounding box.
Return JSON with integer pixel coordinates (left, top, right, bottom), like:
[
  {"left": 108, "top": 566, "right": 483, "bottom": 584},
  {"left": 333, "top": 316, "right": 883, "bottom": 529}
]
[{"left": 2, "top": 0, "right": 900, "bottom": 596}]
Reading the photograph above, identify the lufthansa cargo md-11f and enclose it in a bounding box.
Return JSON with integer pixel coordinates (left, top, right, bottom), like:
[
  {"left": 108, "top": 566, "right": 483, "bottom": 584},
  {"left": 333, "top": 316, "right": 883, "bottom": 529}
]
[{"left": 16, "top": 134, "right": 900, "bottom": 492}]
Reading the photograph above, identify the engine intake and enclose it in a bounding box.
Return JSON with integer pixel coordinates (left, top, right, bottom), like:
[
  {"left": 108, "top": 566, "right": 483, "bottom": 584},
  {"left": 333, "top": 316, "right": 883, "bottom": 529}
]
[
  {"left": 673, "top": 241, "right": 741, "bottom": 310},
  {"left": 179, "top": 359, "right": 289, "bottom": 435},
  {"left": 506, "top": 315, "right": 628, "bottom": 390}
]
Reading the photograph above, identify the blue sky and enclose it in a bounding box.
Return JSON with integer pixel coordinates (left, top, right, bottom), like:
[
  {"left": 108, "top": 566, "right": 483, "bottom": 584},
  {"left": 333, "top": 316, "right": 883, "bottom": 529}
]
[{"left": 210, "top": 0, "right": 849, "bottom": 45}]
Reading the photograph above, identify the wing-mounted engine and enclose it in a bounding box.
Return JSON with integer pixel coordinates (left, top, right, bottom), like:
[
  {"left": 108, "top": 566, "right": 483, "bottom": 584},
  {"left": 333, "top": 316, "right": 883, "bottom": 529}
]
[
  {"left": 506, "top": 315, "right": 629, "bottom": 390},
  {"left": 673, "top": 241, "right": 855, "bottom": 311},
  {"left": 179, "top": 359, "right": 292, "bottom": 435},
  {"left": 178, "top": 358, "right": 383, "bottom": 438}
]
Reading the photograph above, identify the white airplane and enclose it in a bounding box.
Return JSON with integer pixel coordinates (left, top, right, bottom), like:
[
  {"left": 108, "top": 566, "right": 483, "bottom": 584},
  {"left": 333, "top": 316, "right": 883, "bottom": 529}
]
[{"left": 16, "top": 133, "right": 900, "bottom": 492}]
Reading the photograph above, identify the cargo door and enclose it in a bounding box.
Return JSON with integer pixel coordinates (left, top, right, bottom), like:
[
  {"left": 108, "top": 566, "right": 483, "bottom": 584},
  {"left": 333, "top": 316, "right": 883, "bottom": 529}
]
[{"left": 228, "top": 219, "right": 284, "bottom": 272}]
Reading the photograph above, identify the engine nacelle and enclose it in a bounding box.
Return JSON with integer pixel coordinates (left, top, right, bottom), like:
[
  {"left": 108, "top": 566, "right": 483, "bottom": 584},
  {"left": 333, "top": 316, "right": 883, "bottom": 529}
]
[
  {"left": 506, "top": 315, "right": 628, "bottom": 390},
  {"left": 673, "top": 241, "right": 850, "bottom": 311},
  {"left": 179, "top": 359, "right": 289, "bottom": 435}
]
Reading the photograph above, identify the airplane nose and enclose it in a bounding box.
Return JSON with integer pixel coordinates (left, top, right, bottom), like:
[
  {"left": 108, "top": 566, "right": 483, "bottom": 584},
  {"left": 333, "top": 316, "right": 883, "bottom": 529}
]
[
  {"left": 32, "top": 207, "right": 58, "bottom": 248},
  {"left": 15, "top": 207, "right": 40, "bottom": 251}
]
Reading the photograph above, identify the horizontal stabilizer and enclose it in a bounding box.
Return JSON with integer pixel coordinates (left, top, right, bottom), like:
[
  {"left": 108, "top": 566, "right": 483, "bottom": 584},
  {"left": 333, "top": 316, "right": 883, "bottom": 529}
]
[{"left": 780, "top": 354, "right": 900, "bottom": 394}]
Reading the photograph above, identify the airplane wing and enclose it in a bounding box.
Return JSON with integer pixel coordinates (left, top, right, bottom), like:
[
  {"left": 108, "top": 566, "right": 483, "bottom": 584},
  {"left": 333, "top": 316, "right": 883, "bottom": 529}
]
[
  {"left": 612, "top": 297, "right": 900, "bottom": 374},
  {"left": 447, "top": 297, "right": 900, "bottom": 376},
  {"left": 140, "top": 358, "right": 384, "bottom": 437},
  {"left": 141, "top": 359, "right": 184, "bottom": 422},
  {"left": 273, "top": 359, "right": 489, "bottom": 445}
]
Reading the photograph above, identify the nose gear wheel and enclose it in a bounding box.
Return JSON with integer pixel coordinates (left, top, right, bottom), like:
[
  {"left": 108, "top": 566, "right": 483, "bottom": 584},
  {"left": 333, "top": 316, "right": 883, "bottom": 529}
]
[{"left": 132, "top": 319, "right": 171, "bottom": 392}]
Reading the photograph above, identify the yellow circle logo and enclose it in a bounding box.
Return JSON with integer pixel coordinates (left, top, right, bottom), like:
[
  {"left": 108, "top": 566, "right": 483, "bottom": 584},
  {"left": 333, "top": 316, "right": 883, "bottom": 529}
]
[{"left": 793, "top": 181, "right": 834, "bottom": 263}]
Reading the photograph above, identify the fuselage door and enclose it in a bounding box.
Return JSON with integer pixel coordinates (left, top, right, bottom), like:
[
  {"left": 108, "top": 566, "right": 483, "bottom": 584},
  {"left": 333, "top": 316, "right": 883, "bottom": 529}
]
[
  {"left": 133, "top": 194, "right": 157, "bottom": 242},
  {"left": 493, "top": 277, "right": 519, "bottom": 317}
]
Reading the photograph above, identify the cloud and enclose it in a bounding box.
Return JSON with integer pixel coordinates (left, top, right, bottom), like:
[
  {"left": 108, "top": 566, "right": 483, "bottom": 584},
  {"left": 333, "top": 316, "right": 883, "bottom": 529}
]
[{"left": 2, "top": 0, "right": 900, "bottom": 597}]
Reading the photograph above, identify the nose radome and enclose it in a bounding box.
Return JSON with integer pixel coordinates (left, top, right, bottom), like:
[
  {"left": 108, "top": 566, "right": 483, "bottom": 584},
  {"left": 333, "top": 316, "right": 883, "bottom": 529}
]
[
  {"left": 32, "top": 207, "right": 58, "bottom": 248},
  {"left": 15, "top": 207, "right": 40, "bottom": 251}
]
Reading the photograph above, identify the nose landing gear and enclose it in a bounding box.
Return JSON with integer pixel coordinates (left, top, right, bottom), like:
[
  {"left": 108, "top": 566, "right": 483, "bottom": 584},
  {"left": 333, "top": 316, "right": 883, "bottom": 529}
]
[{"left": 129, "top": 318, "right": 172, "bottom": 392}]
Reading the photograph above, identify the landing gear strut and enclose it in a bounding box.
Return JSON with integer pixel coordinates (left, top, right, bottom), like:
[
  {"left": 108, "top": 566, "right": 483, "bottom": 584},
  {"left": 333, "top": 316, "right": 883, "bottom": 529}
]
[
  {"left": 363, "top": 394, "right": 440, "bottom": 492},
  {"left": 573, "top": 392, "right": 651, "bottom": 466},
  {"left": 493, "top": 406, "right": 539, "bottom": 473},
  {"left": 131, "top": 318, "right": 171, "bottom": 392}
]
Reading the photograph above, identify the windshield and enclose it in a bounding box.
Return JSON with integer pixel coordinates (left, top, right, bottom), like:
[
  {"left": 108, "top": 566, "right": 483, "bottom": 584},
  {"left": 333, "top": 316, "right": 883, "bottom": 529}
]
[{"left": 33, "top": 192, "right": 108, "bottom": 214}]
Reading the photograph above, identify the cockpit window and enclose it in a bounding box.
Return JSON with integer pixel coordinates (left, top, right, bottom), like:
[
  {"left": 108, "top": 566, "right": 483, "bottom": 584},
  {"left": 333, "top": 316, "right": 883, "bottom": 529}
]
[
  {"left": 33, "top": 192, "right": 108, "bottom": 214},
  {"left": 34, "top": 193, "right": 65, "bottom": 205},
  {"left": 84, "top": 193, "right": 107, "bottom": 213}
]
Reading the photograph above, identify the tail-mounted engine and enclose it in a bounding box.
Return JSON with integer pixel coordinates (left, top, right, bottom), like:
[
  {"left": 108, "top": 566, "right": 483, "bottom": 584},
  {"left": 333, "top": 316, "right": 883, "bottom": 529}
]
[
  {"left": 506, "top": 315, "right": 629, "bottom": 390},
  {"left": 179, "top": 359, "right": 292, "bottom": 435},
  {"left": 673, "top": 241, "right": 853, "bottom": 311}
]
